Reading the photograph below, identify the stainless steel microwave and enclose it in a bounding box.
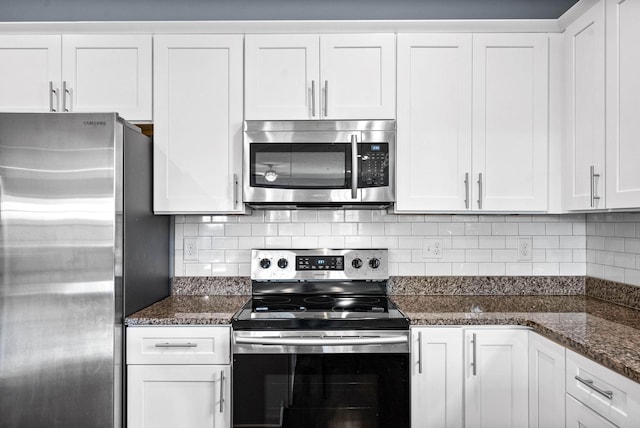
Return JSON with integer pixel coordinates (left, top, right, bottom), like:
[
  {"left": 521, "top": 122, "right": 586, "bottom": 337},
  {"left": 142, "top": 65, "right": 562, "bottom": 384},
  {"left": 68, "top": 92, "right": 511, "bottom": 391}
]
[{"left": 243, "top": 120, "right": 395, "bottom": 209}]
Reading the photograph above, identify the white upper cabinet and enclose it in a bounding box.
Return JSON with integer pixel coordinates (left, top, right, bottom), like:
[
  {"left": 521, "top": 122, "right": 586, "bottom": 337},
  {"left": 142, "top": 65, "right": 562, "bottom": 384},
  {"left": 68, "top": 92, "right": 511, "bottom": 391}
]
[
  {"left": 0, "top": 35, "right": 61, "bottom": 113},
  {"left": 472, "top": 34, "right": 549, "bottom": 212},
  {"left": 61, "top": 35, "right": 152, "bottom": 121},
  {"left": 606, "top": 0, "right": 640, "bottom": 208},
  {"left": 396, "top": 34, "right": 472, "bottom": 212},
  {"left": 564, "top": 1, "right": 606, "bottom": 210},
  {"left": 396, "top": 33, "right": 548, "bottom": 212},
  {"left": 0, "top": 35, "right": 151, "bottom": 121},
  {"left": 153, "top": 35, "right": 244, "bottom": 214},
  {"left": 245, "top": 34, "right": 395, "bottom": 120},
  {"left": 244, "top": 34, "right": 319, "bottom": 120}
]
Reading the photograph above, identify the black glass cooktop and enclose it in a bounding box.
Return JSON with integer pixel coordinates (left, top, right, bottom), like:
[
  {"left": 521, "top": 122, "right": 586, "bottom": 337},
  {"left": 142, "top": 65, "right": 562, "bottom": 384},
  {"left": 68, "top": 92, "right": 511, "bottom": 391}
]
[{"left": 232, "top": 294, "right": 410, "bottom": 330}]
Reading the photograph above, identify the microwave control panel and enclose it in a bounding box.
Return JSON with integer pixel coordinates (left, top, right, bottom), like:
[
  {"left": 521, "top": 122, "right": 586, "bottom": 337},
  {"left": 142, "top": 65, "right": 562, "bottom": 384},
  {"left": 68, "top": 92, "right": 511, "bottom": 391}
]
[{"left": 358, "top": 143, "right": 389, "bottom": 187}]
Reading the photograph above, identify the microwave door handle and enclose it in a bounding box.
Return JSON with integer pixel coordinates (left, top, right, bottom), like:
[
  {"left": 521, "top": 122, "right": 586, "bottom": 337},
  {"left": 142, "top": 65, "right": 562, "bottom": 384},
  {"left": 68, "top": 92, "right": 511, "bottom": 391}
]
[{"left": 351, "top": 134, "right": 358, "bottom": 199}]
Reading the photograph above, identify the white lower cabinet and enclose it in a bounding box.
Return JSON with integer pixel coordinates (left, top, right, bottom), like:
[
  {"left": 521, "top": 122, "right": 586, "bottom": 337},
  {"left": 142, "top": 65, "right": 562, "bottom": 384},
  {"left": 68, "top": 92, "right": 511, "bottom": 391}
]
[
  {"left": 411, "top": 327, "right": 463, "bottom": 428},
  {"left": 128, "top": 365, "right": 230, "bottom": 428},
  {"left": 127, "top": 326, "right": 231, "bottom": 428},
  {"left": 566, "top": 394, "right": 617, "bottom": 428},
  {"left": 566, "top": 349, "right": 640, "bottom": 428},
  {"left": 464, "top": 328, "right": 529, "bottom": 428},
  {"left": 528, "top": 332, "right": 566, "bottom": 428}
]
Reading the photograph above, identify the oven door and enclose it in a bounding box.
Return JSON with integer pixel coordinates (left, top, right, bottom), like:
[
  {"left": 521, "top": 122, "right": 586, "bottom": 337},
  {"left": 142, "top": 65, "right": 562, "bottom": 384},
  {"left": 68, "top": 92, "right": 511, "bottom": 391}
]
[{"left": 232, "top": 331, "right": 410, "bottom": 428}]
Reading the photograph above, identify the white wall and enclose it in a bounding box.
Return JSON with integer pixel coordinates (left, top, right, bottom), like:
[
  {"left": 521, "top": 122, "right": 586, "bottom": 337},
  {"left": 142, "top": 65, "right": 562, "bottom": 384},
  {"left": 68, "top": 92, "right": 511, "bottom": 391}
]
[
  {"left": 587, "top": 212, "right": 640, "bottom": 286},
  {"left": 174, "top": 210, "right": 587, "bottom": 277}
]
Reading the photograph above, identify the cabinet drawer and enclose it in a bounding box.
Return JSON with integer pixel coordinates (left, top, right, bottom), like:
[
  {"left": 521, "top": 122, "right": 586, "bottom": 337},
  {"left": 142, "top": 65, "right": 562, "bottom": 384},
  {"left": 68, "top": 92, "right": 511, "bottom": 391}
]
[
  {"left": 127, "top": 326, "right": 230, "bottom": 365},
  {"left": 566, "top": 394, "right": 616, "bottom": 428},
  {"left": 566, "top": 349, "right": 640, "bottom": 428}
]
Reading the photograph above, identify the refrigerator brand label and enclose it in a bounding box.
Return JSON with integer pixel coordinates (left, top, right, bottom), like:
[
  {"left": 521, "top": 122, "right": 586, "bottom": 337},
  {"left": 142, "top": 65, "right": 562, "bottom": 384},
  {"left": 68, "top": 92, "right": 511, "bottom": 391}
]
[{"left": 83, "top": 121, "right": 107, "bottom": 126}]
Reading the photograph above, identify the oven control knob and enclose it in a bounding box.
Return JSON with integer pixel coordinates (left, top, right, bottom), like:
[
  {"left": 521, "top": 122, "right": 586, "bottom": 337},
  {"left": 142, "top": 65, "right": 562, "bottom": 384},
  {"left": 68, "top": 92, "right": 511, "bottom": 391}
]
[
  {"left": 259, "top": 258, "right": 271, "bottom": 269},
  {"left": 351, "top": 258, "right": 363, "bottom": 269},
  {"left": 277, "top": 258, "right": 288, "bottom": 269},
  {"left": 369, "top": 258, "right": 381, "bottom": 269}
]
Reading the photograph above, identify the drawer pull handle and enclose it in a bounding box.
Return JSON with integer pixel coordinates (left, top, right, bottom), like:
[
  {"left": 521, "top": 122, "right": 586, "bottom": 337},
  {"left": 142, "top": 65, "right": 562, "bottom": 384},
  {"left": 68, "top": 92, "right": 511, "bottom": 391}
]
[
  {"left": 154, "top": 342, "right": 198, "bottom": 348},
  {"left": 575, "top": 375, "right": 613, "bottom": 400}
]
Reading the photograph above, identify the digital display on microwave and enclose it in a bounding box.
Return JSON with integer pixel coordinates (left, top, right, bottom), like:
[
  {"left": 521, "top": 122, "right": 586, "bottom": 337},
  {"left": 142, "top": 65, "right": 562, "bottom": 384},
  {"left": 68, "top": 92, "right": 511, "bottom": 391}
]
[{"left": 370, "top": 144, "right": 382, "bottom": 151}]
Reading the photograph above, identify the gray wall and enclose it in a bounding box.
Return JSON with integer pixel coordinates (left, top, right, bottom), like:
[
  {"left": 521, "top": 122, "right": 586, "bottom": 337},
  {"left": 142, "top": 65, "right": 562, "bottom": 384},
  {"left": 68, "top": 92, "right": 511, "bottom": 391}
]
[{"left": 0, "top": 0, "right": 579, "bottom": 22}]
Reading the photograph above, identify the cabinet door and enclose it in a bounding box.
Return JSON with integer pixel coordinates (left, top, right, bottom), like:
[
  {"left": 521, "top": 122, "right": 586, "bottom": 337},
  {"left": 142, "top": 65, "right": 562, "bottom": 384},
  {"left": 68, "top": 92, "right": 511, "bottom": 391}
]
[
  {"left": 606, "top": 0, "right": 640, "bottom": 208},
  {"left": 472, "top": 34, "right": 548, "bottom": 211},
  {"left": 244, "top": 34, "right": 319, "bottom": 120},
  {"left": 61, "top": 35, "right": 152, "bottom": 121},
  {"left": 153, "top": 35, "right": 244, "bottom": 213},
  {"left": 396, "top": 34, "right": 472, "bottom": 212},
  {"left": 566, "top": 395, "right": 617, "bottom": 428},
  {"left": 128, "top": 365, "right": 230, "bottom": 428},
  {"left": 464, "top": 329, "right": 528, "bottom": 428},
  {"left": 320, "top": 34, "right": 396, "bottom": 119},
  {"left": 564, "top": 1, "right": 606, "bottom": 210},
  {"left": 528, "top": 332, "right": 565, "bottom": 428},
  {"left": 411, "top": 327, "right": 463, "bottom": 428},
  {"left": 0, "top": 35, "right": 61, "bottom": 112}
]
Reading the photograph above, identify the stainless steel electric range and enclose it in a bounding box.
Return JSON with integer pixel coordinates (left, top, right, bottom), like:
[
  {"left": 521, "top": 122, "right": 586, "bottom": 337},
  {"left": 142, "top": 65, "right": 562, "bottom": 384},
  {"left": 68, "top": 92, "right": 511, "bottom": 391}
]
[{"left": 231, "top": 249, "right": 410, "bottom": 428}]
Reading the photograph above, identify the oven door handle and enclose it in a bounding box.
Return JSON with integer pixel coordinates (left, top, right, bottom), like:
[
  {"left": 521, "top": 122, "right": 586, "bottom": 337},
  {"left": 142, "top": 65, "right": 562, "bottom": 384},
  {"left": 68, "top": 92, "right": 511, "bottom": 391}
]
[{"left": 235, "top": 336, "right": 408, "bottom": 346}]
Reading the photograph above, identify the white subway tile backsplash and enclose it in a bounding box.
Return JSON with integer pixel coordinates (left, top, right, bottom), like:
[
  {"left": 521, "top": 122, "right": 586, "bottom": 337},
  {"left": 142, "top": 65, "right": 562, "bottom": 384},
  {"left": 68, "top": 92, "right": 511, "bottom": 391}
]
[
  {"left": 492, "top": 223, "right": 519, "bottom": 235},
  {"left": 411, "top": 223, "right": 439, "bottom": 235},
  {"left": 225, "top": 224, "right": 251, "bottom": 237},
  {"left": 438, "top": 222, "right": 465, "bottom": 236},
  {"left": 176, "top": 210, "right": 593, "bottom": 279},
  {"left": 198, "top": 249, "right": 225, "bottom": 263},
  {"left": 464, "top": 223, "right": 492, "bottom": 235},
  {"left": 478, "top": 263, "right": 506, "bottom": 275},
  {"left": 305, "top": 223, "right": 332, "bottom": 236},
  {"left": 291, "top": 236, "right": 320, "bottom": 248},
  {"left": 533, "top": 263, "right": 559, "bottom": 275},
  {"left": 560, "top": 263, "right": 585, "bottom": 275},
  {"left": 278, "top": 223, "right": 305, "bottom": 236},
  {"left": 452, "top": 236, "right": 479, "bottom": 249},
  {"left": 384, "top": 223, "right": 412, "bottom": 236},
  {"left": 615, "top": 223, "right": 636, "bottom": 238},
  {"left": 478, "top": 236, "right": 506, "bottom": 249},
  {"left": 265, "top": 236, "right": 293, "bottom": 248},
  {"left": 200, "top": 223, "right": 224, "bottom": 237},
  {"left": 533, "top": 236, "right": 560, "bottom": 249},
  {"left": 344, "top": 236, "right": 373, "bottom": 248},
  {"left": 518, "top": 223, "right": 546, "bottom": 235},
  {"left": 211, "top": 237, "right": 238, "bottom": 249}
]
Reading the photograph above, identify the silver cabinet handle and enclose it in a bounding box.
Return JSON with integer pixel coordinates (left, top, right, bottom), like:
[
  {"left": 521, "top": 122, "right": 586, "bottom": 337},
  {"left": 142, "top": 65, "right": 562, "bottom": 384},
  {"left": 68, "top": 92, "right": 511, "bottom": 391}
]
[
  {"left": 575, "top": 375, "right": 613, "bottom": 400},
  {"left": 464, "top": 172, "right": 470, "bottom": 209},
  {"left": 154, "top": 342, "right": 198, "bottom": 348},
  {"left": 219, "top": 370, "right": 226, "bottom": 413},
  {"left": 62, "top": 81, "right": 70, "bottom": 112},
  {"left": 311, "top": 80, "right": 316, "bottom": 117},
  {"left": 351, "top": 134, "right": 358, "bottom": 199},
  {"left": 233, "top": 173, "right": 239, "bottom": 208},
  {"left": 471, "top": 333, "right": 477, "bottom": 376},
  {"left": 323, "top": 80, "right": 328, "bottom": 117},
  {"left": 590, "top": 166, "right": 601, "bottom": 208},
  {"left": 477, "top": 173, "right": 483, "bottom": 210},
  {"left": 49, "top": 81, "right": 59, "bottom": 112},
  {"left": 417, "top": 331, "right": 423, "bottom": 375}
]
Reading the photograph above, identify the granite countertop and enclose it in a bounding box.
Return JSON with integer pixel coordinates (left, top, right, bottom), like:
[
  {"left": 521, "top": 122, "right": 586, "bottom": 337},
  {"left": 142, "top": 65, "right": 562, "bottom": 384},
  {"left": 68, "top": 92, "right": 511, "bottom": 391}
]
[{"left": 126, "top": 293, "right": 640, "bottom": 384}]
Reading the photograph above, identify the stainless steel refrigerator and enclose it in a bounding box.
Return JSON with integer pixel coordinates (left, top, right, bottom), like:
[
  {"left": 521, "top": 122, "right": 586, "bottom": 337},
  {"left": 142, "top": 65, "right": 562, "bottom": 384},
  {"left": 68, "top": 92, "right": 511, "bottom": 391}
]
[{"left": 0, "top": 113, "right": 170, "bottom": 428}]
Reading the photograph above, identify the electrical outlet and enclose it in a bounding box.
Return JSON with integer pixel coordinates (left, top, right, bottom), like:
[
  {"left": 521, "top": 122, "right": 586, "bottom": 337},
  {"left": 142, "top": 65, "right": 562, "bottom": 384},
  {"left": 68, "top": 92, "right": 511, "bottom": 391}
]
[
  {"left": 517, "top": 238, "right": 532, "bottom": 261},
  {"left": 184, "top": 238, "right": 198, "bottom": 261},
  {"left": 423, "top": 238, "right": 443, "bottom": 259}
]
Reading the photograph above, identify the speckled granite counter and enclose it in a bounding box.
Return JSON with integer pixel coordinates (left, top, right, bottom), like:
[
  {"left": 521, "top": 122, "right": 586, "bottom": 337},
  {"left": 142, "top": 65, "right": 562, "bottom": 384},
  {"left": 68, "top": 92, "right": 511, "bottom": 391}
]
[
  {"left": 126, "top": 295, "right": 249, "bottom": 325},
  {"left": 126, "top": 293, "right": 640, "bottom": 383},
  {"left": 125, "top": 275, "right": 640, "bottom": 384}
]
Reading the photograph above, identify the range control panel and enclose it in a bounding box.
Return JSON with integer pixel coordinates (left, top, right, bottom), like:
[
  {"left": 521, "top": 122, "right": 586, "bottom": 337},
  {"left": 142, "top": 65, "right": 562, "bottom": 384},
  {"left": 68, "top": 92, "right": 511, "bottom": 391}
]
[{"left": 251, "top": 249, "right": 388, "bottom": 282}]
